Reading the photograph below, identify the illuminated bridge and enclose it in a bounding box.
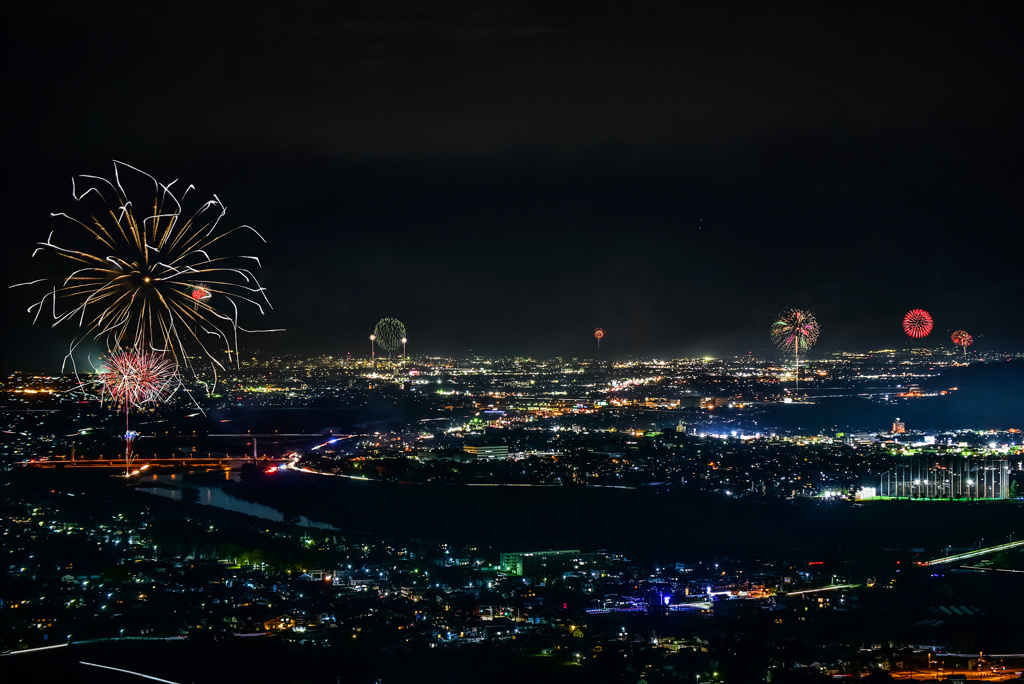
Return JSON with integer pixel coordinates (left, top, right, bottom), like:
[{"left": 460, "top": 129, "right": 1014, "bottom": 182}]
[{"left": 30, "top": 456, "right": 288, "bottom": 469}]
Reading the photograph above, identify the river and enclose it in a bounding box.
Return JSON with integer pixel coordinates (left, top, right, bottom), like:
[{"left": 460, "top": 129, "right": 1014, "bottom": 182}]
[{"left": 136, "top": 470, "right": 338, "bottom": 530}]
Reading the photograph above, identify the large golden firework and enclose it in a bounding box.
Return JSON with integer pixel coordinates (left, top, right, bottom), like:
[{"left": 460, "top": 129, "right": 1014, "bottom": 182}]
[{"left": 16, "top": 161, "right": 279, "bottom": 378}]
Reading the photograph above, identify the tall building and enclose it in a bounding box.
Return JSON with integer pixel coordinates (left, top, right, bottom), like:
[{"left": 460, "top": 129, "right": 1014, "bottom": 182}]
[
  {"left": 500, "top": 549, "right": 581, "bottom": 576},
  {"left": 892, "top": 419, "right": 906, "bottom": 434},
  {"left": 463, "top": 445, "right": 509, "bottom": 459},
  {"left": 700, "top": 397, "right": 730, "bottom": 409}
]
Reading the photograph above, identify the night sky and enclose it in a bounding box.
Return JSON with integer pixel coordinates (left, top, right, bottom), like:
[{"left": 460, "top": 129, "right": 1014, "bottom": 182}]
[{"left": 2, "top": 1, "right": 1021, "bottom": 369}]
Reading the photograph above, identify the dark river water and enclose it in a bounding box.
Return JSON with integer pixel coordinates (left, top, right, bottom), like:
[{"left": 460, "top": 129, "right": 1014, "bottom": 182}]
[{"left": 136, "top": 470, "right": 338, "bottom": 530}]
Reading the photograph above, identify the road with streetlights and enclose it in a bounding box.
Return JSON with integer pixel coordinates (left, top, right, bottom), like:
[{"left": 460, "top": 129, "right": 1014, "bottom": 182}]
[
  {"left": 916, "top": 540, "right": 1024, "bottom": 567},
  {"left": 891, "top": 668, "right": 1023, "bottom": 680}
]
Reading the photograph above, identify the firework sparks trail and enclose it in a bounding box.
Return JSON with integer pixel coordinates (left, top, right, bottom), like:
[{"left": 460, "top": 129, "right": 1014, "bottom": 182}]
[
  {"left": 770, "top": 308, "right": 820, "bottom": 392},
  {"left": 594, "top": 327, "right": 605, "bottom": 350},
  {"left": 122, "top": 430, "right": 141, "bottom": 476},
  {"left": 94, "top": 349, "right": 180, "bottom": 474},
  {"left": 13, "top": 161, "right": 281, "bottom": 384}
]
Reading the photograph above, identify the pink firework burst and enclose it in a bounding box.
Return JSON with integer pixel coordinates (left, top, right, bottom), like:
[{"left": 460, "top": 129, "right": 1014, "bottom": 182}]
[
  {"left": 771, "top": 308, "right": 819, "bottom": 354},
  {"left": 99, "top": 349, "right": 179, "bottom": 410}
]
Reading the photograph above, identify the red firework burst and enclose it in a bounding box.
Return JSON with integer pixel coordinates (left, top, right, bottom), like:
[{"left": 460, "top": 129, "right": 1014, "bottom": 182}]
[
  {"left": 902, "top": 309, "right": 933, "bottom": 339},
  {"left": 594, "top": 328, "right": 605, "bottom": 340},
  {"left": 190, "top": 285, "right": 212, "bottom": 302},
  {"left": 951, "top": 330, "right": 973, "bottom": 348},
  {"left": 100, "top": 350, "right": 179, "bottom": 409}
]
